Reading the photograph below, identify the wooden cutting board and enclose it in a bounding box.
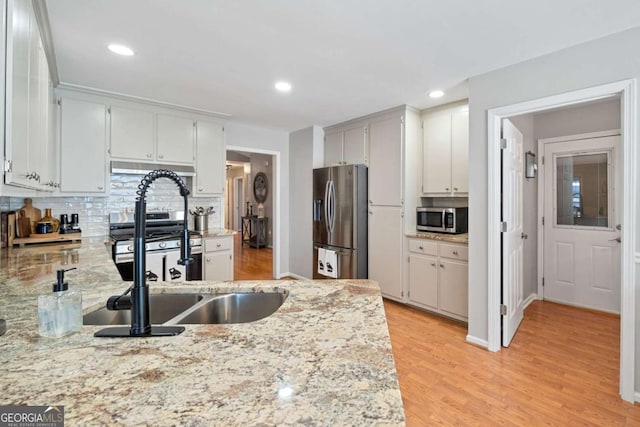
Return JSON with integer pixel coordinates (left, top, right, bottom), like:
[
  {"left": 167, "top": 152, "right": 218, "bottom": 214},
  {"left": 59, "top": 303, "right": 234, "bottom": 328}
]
[
  {"left": 16, "top": 210, "right": 31, "bottom": 237},
  {"left": 20, "top": 198, "right": 41, "bottom": 235}
]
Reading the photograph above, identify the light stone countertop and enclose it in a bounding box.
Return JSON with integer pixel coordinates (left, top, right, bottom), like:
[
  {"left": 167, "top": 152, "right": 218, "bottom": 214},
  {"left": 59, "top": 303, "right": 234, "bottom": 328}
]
[
  {"left": 405, "top": 231, "right": 468, "bottom": 244},
  {"left": 0, "top": 240, "right": 404, "bottom": 426},
  {"left": 199, "top": 228, "right": 237, "bottom": 238}
]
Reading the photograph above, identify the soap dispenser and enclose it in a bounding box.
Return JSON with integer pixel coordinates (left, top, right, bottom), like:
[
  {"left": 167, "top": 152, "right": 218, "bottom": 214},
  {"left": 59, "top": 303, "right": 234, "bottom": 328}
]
[{"left": 38, "top": 268, "right": 82, "bottom": 338}]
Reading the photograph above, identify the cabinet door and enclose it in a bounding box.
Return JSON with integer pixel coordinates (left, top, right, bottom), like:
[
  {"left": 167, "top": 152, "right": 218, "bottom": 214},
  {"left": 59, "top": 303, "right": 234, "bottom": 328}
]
[
  {"left": 156, "top": 114, "right": 195, "bottom": 164},
  {"left": 408, "top": 254, "right": 438, "bottom": 310},
  {"left": 422, "top": 113, "right": 451, "bottom": 194},
  {"left": 369, "top": 115, "right": 402, "bottom": 206},
  {"left": 109, "top": 106, "right": 154, "bottom": 161},
  {"left": 5, "top": 0, "right": 36, "bottom": 188},
  {"left": 343, "top": 124, "right": 367, "bottom": 165},
  {"left": 194, "top": 120, "right": 224, "bottom": 196},
  {"left": 204, "top": 251, "right": 233, "bottom": 281},
  {"left": 324, "top": 130, "right": 343, "bottom": 166},
  {"left": 368, "top": 206, "right": 403, "bottom": 300},
  {"left": 59, "top": 98, "right": 108, "bottom": 193},
  {"left": 451, "top": 110, "right": 469, "bottom": 194},
  {"left": 439, "top": 259, "right": 468, "bottom": 318}
]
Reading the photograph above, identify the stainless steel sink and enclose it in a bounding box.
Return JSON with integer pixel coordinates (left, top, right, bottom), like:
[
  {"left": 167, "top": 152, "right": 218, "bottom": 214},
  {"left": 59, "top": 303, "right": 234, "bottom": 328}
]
[
  {"left": 83, "top": 294, "right": 204, "bottom": 325},
  {"left": 171, "top": 292, "right": 287, "bottom": 324}
]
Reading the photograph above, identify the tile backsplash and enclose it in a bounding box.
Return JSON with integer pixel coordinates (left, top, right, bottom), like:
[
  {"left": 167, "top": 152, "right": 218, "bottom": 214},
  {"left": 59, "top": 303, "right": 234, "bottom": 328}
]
[{"left": 1, "top": 174, "right": 222, "bottom": 240}]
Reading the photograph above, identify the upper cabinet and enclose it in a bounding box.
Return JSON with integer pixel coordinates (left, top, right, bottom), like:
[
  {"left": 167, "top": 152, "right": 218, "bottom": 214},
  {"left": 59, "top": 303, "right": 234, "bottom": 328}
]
[
  {"left": 323, "top": 121, "right": 367, "bottom": 166},
  {"left": 194, "top": 120, "right": 225, "bottom": 196},
  {"left": 421, "top": 104, "right": 468, "bottom": 196},
  {"left": 109, "top": 108, "right": 195, "bottom": 166},
  {"left": 4, "top": 0, "right": 55, "bottom": 191},
  {"left": 368, "top": 114, "right": 403, "bottom": 206},
  {"left": 59, "top": 98, "right": 108, "bottom": 193}
]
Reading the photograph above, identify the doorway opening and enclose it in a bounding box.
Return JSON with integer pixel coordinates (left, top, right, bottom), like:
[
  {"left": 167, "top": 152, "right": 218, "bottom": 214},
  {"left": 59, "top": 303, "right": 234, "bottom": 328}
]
[
  {"left": 487, "top": 80, "right": 636, "bottom": 402},
  {"left": 226, "top": 148, "right": 278, "bottom": 279}
]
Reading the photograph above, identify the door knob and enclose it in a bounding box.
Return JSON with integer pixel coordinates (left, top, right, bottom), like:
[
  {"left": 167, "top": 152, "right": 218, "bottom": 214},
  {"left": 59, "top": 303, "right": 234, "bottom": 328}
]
[
  {"left": 609, "top": 237, "right": 621, "bottom": 243},
  {"left": 521, "top": 233, "right": 528, "bottom": 239}
]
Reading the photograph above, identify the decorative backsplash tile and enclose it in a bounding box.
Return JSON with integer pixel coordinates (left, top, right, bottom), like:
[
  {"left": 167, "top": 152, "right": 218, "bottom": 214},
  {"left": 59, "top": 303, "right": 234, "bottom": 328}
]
[{"left": 1, "top": 174, "right": 222, "bottom": 240}]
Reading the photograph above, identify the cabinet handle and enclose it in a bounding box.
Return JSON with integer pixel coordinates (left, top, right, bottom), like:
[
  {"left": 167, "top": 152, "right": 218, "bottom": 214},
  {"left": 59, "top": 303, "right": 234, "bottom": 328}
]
[
  {"left": 418, "top": 246, "right": 424, "bottom": 250},
  {"left": 452, "top": 250, "right": 458, "bottom": 255},
  {"left": 445, "top": 187, "right": 449, "bottom": 191},
  {"left": 97, "top": 186, "right": 104, "bottom": 190},
  {"left": 431, "top": 263, "right": 436, "bottom": 267},
  {"left": 198, "top": 188, "right": 203, "bottom": 192},
  {"left": 146, "top": 153, "right": 152, "bottom": 158},
  {"left": 158, "top": 154, "right": 164, "bottom": 159},
  {"left": 440, "top": 264, "right": 444, "bottom": 268},
  {"left": 216, "top": 243, "right": 221, "bottom": 248},
  {"left": 206, "top": 257, "right": 211, "bottom": 262},
  {"left": 453, "top": 187, "right": 458, "bottom": 191},
  {"left": 369, "top": 211, "right": 373, "bottom": 215}
]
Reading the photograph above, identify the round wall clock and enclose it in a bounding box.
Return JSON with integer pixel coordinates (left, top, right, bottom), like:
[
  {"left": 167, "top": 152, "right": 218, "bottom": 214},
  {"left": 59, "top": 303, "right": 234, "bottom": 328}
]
[{"left": 253, "top": 172, "right": 268, "bottom": 203}]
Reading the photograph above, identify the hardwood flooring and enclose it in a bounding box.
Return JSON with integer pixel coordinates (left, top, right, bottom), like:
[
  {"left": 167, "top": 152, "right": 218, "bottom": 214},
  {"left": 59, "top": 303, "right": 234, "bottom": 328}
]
[
  {"left": 233, "top": 233, "right": 274, "bottom": 280},
  {"left": 385, "top": 299, "right": 640, "bottom": 426}
]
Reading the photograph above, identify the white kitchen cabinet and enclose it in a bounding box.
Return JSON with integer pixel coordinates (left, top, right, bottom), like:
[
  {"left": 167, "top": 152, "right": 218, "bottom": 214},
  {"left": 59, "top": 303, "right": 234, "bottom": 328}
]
[
  {"left": 156, "top": 114, "right": 195, "bottom": 164},
  {"left": 368, "top": 205, "right": 403, "bottom": 301},
  {"left": 368, "top": 114, "right": 402, "bottom": 206},
  {"left": 4, "top": 0, "right": 53, "bottom": 191},
  {"left": 407, "top": 238, "right": 468, "bottom": 321},
  {"left": 109, "top": 105, "right": 155, "bottom": 161},
  {"left": 422, "top": 104, "right": 468, "bottom": 196},
  {"left": 203, "top": 235, "right": 233, "bottom": 280},
  {"left": 59, "top": 98, "right": 108, "bottom": 193},
  {"left": 323, "top": 121, "right": 367, "bottom": 166},
  {"left": 194, "top": 120, "right": 225, "bottom": 196}
]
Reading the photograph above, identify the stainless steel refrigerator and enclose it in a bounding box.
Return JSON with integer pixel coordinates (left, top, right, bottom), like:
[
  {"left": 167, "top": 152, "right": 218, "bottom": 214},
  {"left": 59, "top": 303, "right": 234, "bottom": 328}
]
[{"left": 312, "top": 164, "right": 368, "bottom": 279}]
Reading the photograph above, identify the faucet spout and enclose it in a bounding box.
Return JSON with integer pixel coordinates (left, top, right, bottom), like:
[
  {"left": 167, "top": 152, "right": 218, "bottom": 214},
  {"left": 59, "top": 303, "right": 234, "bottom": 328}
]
[{"left": 94, "top": 169, "right": 190, "bottom": 338}]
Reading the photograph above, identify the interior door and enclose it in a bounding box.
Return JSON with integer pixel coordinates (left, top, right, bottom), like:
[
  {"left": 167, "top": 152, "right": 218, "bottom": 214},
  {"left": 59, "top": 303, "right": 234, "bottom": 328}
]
[
  {"left": 543, "top": 134, "right": 621, "bottom": 313},
  {"left": 501, "top": 119, "right": 525, "bottom": 347}
]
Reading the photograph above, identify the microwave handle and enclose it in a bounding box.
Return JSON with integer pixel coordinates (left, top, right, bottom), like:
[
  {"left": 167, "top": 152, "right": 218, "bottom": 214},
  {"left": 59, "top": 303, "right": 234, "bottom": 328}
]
[{"left": 442, "top": 211, "right": 446, "bottom": 229}]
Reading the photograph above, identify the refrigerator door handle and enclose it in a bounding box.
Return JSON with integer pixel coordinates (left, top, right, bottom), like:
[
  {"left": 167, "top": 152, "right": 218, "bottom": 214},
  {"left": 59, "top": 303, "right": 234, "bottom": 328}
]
[
  {"left": 324, "top": 180, "right": 331, "bottom": 235},
  {"left": 328, "top": 180, "right": 336, "bottom": 233}
]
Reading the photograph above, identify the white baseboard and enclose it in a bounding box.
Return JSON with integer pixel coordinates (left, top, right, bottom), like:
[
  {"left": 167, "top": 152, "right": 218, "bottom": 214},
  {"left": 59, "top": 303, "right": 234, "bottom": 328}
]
[
  {"left": 635, "top": 391, "right": 640, "bottom": 403},
  {"left": 523, "top": 293, "right": 538, "bottom": 310},
  {"left": 466, "top": 335, "right": 489, "bottom": 349},
  {"left": 278, "top": 272, "right": 308, "bottom": 280}
]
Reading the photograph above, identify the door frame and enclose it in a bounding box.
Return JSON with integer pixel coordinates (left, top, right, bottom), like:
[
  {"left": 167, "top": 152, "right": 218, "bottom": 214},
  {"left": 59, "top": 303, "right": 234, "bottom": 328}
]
[
  {"left": 233, "top": 176, "right": 244, "bottom": 231},
  {"left": 227, "top": 145, "right": 280, "bottom": 278},
  {"left": 486, "top": 79, "right": 636, "bottom": 402},
  {"left": 537, "top": 129, "right": 621, "bottom": 302}
]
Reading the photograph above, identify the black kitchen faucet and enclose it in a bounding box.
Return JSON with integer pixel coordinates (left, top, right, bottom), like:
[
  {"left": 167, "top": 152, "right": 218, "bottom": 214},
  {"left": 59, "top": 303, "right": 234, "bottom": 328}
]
[{"left": 95, "top": 169, "right": 192, "bottom": 338}]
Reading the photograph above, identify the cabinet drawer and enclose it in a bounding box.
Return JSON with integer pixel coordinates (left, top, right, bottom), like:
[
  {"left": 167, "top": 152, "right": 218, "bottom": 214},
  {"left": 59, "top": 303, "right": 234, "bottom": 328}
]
[
  {"left": 408, "top": 239, "right": 438, "bottom": 256},
  {"left": 439, "top": 244, "right": 468, "bottom": 261},
  {"left": 204, "top": 237, "right": 231, "bottom": 252}
]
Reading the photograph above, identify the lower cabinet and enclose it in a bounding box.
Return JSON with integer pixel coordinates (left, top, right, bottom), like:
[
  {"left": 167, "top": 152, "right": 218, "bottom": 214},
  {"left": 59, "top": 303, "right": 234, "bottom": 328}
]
[
  {"left": 203, "top": 235, "right": 234, "bottom": 281},
  {"left": 407, "top": 238, "right": 468, "bottom": 321},
  {"left": 369, "top": 206, "right": 404, "bottom": 301}
]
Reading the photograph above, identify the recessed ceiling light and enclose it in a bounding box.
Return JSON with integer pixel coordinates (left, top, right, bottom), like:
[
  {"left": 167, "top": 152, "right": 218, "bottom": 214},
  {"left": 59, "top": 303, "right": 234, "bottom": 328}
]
[
  {"left": 108, "top": 44, "right": 135, "bottom": 56},
  {"left": 429, "top": 90, "right": 444, "bottom": 99},
  {"left": 275, "top": 81, "right": 292, "bottom": 92}
]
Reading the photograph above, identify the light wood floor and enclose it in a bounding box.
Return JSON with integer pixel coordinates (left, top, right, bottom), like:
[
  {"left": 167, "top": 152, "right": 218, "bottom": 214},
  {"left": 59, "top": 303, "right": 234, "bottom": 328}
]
[
  {"left": 385, "top": 299, "right": 640, "bottom": 426},
  {"left": 231, "top": 241, "right": 640, "bottom": 424}
]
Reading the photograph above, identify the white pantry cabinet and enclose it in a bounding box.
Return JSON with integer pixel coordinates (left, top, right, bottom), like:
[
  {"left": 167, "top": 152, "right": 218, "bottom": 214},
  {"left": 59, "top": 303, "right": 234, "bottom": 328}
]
[
  {"left": 4, "top": 0, "right": 54, "bottom": 191},
  {"left": 58, "top": 98, "right": 108, "bottom": 193},
  {"left": 194, "top": 120, "right": 225, "bottom": 196},
  {"left": 407, "top": 238, "right": 468, "bottom": 321},
  {"left": 368, "top": 114, "right": 403, "bottom": 207},
  {"left": 203, "top": 235, "right": 233, "bottom": 280},
  {"left": 422, "top": 104, "right": 468, "bottom": 196},
  {"left": 369, "top": 205, "right": 404, "bottom": 301}
]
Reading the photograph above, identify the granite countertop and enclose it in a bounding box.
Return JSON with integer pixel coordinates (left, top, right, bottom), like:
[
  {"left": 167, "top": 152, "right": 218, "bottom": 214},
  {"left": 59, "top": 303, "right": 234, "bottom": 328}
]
[
  {"left": 405, "top": 231, "right": 468, "bottom": 244},
  {"left": 0, "top": 240, "right": 404, "bottom": 425},
  {"left": 199, "top": 228, "right": 237, "bottom": 238}
]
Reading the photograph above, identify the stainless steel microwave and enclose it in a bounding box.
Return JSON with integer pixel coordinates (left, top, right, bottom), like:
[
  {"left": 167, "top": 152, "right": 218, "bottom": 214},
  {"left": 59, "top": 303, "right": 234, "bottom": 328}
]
[{"left": 417, "top": 207, "right": 468, "bottom": 234}]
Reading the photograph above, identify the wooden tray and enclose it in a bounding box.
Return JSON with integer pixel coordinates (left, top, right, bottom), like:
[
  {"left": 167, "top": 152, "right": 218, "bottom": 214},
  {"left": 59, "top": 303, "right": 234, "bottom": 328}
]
[{"left": 12, "top": 233, "right": 82, "bottom": 247}]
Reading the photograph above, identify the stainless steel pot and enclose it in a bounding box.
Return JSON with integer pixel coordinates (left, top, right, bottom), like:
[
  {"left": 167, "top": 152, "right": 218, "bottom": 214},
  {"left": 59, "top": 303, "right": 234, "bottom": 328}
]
[{"left": 190, "top": 207, "right": 214, "bottom": 232}]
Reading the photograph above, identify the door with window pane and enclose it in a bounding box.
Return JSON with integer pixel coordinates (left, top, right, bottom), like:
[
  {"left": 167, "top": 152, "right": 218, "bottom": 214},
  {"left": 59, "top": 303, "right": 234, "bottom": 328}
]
[{"left": 543, "top": 134, "right": 620, "bottom": 313}]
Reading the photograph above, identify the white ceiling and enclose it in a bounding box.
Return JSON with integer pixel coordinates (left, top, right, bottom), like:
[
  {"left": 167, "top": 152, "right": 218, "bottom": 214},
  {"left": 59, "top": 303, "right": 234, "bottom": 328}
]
[{"left": 45, "top": 0, "right": 640, "bottom": 131}]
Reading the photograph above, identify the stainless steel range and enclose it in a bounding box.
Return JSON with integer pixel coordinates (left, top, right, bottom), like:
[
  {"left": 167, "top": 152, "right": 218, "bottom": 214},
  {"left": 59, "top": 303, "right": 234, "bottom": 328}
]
[{"left": 109, "top": 211, "right": 203, "bottom": 282}]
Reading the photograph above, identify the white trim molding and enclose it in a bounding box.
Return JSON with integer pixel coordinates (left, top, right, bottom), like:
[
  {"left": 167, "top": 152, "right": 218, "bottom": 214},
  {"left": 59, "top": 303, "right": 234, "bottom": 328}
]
[
  {"left": 466, "top": 335, "right": 489, "bottom": 349},
  {"left": 486, "top": 79, "right": 636, "bottom": 402},
  {"left": 522, "top": 293, "right": 538, "bottom": 311}
]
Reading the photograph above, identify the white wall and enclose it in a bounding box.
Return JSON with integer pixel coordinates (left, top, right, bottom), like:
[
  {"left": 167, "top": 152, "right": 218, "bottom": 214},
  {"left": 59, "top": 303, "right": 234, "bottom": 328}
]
[
  {"left": 288, "top": 126, "right": 323, "bottom": 278},
  {"left": 467, "top": 26, "right": 639, "bottom": 392},
  {"left": 225, "top": 121, "right": 290, "bottom": 277},
  {"left": 534, "top": 98, "right": 621, "bottom": 141}
]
